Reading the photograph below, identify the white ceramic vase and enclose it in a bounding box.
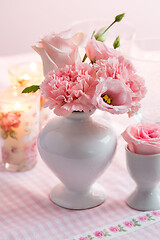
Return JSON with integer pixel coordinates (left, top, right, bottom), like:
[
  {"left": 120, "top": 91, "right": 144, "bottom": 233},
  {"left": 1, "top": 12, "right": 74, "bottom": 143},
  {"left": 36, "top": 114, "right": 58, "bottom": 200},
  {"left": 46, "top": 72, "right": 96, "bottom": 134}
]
[
  {"left": 38, "top": 111, "right": 117, "bottom": 209},
  {"left": 126, "top": 147, "right": 160, "bottom": 211}
]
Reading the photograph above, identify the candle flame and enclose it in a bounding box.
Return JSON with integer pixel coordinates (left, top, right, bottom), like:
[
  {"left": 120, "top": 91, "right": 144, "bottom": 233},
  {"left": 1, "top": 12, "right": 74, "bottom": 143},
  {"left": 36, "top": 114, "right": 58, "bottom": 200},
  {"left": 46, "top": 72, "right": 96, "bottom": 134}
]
[
  {"left": 18, "top": 74, "right": 30, "bottom": 86},
  {"left": 29, "top": 62, "right": 38, "bottom": 72},
  {"left": 21, "top": 74, "right": 30, "bottom": 81},
  {"left": 14, "top": 102, "right": 21, "bottom": 111},
  {"left": 13, "top": 87, "right": 18, "bottom": 96}
]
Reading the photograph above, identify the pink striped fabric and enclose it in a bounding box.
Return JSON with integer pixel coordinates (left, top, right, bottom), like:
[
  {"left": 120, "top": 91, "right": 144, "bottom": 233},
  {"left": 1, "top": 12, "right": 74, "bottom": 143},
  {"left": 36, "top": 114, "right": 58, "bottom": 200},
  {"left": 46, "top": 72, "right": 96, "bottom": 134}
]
[
  {"left": 0, "top": 54, "right": 160, "bottom": 240},
  {"left": 0, "top": 145, "right": 160, "bottom": 240}
]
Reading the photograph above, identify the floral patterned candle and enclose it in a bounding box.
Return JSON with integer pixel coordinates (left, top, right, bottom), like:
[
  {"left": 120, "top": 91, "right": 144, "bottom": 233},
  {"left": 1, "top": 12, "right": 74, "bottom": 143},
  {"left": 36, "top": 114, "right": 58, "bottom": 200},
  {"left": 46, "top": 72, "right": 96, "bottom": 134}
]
[
  {"left": 0, "top": 88, "right": 40, "bottom": 172},
  {"left": 8, "top": 62, "right": 43, "bottom": 88},
  {"left": 8, "top": 62, "right": 53, "bottom": 128}
]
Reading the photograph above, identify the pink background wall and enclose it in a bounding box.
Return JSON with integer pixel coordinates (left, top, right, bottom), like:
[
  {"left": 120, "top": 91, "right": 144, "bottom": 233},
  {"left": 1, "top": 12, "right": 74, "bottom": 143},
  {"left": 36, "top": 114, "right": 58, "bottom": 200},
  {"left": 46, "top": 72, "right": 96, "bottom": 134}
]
[{"left": 0, "top": 0, "right": 160, "bottom": 56}]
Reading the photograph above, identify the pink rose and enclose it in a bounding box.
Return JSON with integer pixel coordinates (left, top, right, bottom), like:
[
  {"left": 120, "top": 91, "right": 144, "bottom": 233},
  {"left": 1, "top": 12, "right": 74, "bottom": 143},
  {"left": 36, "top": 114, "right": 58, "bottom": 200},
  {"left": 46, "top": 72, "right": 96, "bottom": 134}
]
[
  {"left": 40, "top": 63, "right": 98, "bottom": 117},
  {"left": 86, "top": 38, "right": 118, "bottom": 62},
  {"left": 79, "top": 237, "right": 89, "bottom": 240},
  {"left": 152, "top": 211, "right": 160, "bottom": 216},
  {"left": 122, "top": 123, "right": 160, "bottom": 154},
  {"left": 138, "top": 216, "right": 148, "bottom": 221},
  {"left": 92, "top": 78, "right": 132, "bottom": 114},
  {"left": 0, "top": 112, "right": 21, "bottom": 132},
  {"left": 124, "top": 221, "right": 134, "bottom": 227},
  {"left": 109, "top": 226, "right": 120, "bottom": 232},
  {"left": 94, "top": 231, "right": 105, "bottom": 237},
  {"left": 33, "top": 30, "right": 86, "bottom": 75}
]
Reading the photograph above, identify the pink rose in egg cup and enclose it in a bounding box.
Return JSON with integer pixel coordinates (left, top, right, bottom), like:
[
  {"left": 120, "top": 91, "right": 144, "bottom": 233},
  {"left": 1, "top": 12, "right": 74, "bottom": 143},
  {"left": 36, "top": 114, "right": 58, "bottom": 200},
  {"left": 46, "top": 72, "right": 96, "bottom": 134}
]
[{"left": 122, "top": 122, "right": 160, "bottom": 211}]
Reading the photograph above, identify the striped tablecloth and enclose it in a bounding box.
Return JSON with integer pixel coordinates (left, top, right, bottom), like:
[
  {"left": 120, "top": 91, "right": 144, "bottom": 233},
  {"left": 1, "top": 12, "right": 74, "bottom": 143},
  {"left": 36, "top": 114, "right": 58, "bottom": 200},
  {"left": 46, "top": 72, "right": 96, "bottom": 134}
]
[
  {"left": 0, "top": 140, "right": 160, "bottom": 240},
  {"left": 0, "top": 53, "right": 160, "bottom": 240}
]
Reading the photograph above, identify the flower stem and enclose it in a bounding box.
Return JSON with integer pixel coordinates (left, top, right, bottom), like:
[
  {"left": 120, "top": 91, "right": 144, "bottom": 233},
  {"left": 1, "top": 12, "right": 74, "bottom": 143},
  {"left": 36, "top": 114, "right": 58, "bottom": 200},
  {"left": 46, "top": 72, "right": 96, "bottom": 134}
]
[
  {"left": 82, "top": 53, "right": 87, "bottom": 62},
  {"left": 96, "top": 20, "right": 116, "bottom": 41},
  {"left": 82, "top": 13, "right": 125, "bottom": 62},
  {"left": 82, "top": 20, "right": 116, "bottom": 62},
  {"left": 82, "top": 30, "right": 95, "bottom": 63},
  {"left": 82, "top": 21, "right": 113, "bottom": 62}
]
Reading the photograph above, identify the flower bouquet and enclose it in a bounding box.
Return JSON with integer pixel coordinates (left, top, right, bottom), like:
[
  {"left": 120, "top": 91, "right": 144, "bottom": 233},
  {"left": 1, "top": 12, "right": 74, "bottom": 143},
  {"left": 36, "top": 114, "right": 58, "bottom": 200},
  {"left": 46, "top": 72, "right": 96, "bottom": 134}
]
[
  {"left": 23, "top": 14, "right": 147, "bottom": 209},
  {"left": 23, "top": 13, "right": 146, "bottom": 118}
]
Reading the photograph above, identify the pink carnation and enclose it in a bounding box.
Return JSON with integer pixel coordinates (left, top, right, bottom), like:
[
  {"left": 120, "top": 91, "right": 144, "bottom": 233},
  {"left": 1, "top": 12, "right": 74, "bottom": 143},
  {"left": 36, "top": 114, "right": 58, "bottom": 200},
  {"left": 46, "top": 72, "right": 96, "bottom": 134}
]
[
  {"left": 94, "top": 57, "right": 135, "bottom": 81},
  {"left": 40, "top": 63, "right": 98, "bottom": 116},
  {"left": 94, "top": 57, "right": 146, "bottom": 116},
  {"left": 94, "top": 231, "right": 105, "bottom": 237},
  {"left": 92, "top": 78, "right": 132, "bottom": 114},
  {"left": 127, "top": 103, "right": 141, "bottom": 118},
  {"left": 126, "top": 74, "right": 146, "bottom": 102}
]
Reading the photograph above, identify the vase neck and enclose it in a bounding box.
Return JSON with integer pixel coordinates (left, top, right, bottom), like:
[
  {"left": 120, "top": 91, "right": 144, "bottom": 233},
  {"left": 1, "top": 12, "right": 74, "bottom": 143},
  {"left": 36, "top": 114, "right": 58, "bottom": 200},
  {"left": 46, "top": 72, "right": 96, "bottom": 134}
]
[{"left": 66, "top": 111, "right": 95, "bottom": 121}]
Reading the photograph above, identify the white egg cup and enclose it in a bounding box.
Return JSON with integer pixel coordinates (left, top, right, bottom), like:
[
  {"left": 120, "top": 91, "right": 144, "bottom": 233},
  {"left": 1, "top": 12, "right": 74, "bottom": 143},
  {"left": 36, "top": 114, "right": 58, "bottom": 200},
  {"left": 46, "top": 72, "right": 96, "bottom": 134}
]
[{"left": 126, "top": 147, "right": 160, "bottom": 211}]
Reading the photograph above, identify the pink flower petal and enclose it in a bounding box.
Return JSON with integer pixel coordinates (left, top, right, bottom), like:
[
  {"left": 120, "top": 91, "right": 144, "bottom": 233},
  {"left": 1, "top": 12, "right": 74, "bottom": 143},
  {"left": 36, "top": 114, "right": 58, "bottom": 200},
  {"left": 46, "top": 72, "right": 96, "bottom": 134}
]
[{"left": 122, "top": 123, "right": 160, "bottom": 154}]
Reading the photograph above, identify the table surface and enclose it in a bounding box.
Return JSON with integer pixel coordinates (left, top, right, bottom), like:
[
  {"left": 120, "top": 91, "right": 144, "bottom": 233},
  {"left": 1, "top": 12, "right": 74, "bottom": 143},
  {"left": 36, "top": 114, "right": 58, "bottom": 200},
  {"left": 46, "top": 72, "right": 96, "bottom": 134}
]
[{"left": 0, "top": 53, "right": 160, "bottom": 240}]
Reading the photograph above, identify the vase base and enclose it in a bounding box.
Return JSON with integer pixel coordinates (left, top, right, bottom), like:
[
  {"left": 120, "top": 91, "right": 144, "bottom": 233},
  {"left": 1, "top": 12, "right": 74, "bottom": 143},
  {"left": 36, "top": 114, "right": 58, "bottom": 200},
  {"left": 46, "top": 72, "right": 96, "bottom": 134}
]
[
  {"left": 50, "top": 183, "right": 106, "bottom": 210},
  {"left": 126, "top": 188, "right": 160, "bottom": 211}
]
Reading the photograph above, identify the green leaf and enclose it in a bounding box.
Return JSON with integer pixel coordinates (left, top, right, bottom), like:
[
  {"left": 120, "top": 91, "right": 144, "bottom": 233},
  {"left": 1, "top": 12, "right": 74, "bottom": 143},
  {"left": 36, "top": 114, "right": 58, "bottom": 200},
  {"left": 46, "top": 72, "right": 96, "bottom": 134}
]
[
  {"left": 118, "top": 224, "right": 127, "bottom": 232},
  {"left": 88, "top": 235, "right": 94, "bottom": 240},
  {"left": 136, "top": 224, "right": 141, "bottom": 226},
  {"left": 22, "top": 85, "right": 40, "bottom": 93},
  {"left": 132, "top": 218, "right": 137, "bottom": 223},
  {"left": 113, "top": 36, "right": 120, "bottom": 49},
  {"left": 146, "top": 213, "right": 155, "bottom": 221},
  {"left": 104, "top": 229, "right": 111, "bottom": 236},
  {"left": 115, "top": 13, "right": 125, "bottom": 22},
  {"left": 104, "top": 232, "right": 111, "bottom": 236},
  {"left": 132, "top": 218, "right": 141, "bottom": 227}
]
